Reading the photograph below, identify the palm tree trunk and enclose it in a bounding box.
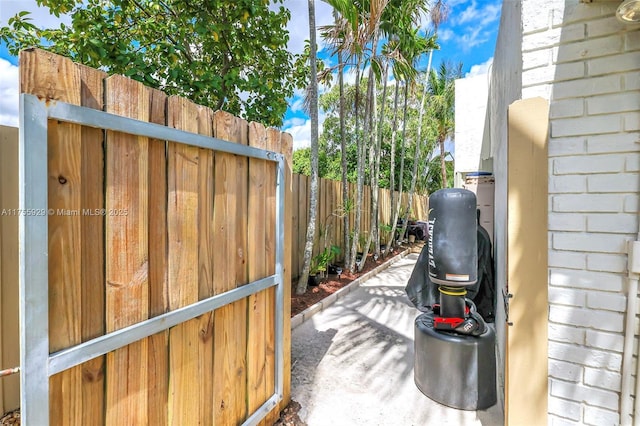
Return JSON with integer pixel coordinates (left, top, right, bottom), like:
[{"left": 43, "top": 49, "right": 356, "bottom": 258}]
[
  {"left": 384, "top": 76, "right": 401, "bottom": 256},
  {"left": 338, "top": 50, "right": 350, "bottom": 266},
  {"left": 347, "top": 59, "right": 363, "bottom": 273},
  {"left": 440, "top": 136, "right": 447, "bottom": 188},
  {"left": 296, "top": 0, "right": 320, "bottom": 295}
]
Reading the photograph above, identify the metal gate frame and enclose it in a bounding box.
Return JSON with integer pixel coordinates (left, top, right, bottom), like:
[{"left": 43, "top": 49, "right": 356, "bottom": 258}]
[{"left": 19, "top": 93, "right": 286, "bottom": 426}]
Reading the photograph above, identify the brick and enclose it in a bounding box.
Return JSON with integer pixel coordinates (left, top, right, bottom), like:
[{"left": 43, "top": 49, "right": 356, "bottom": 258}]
[
  {"left": 587, "top": 16, "right": 627, "bottom": 38},
  {"left": 587, "top": 213, "right": 638, "bottom": 234},
  {"left": 549, "top": 322, "right": 586, "bottom": 345},
  {"left": 523, "top": 3, "right": 552, "bottom": 34},
  {"left": 549, "top": 342, "right": 621, "bottom": 370},
  {"left": 586, "top": 329, "right": 625, "bottom": 352},
  {"left": 625, "top": 72, "right": 640, "bottom": 91},
  {"left": 624, "top": 112, "right": 640, "bottom": 132},
  {"left": 586, "top": 253, "right": 627, "bottom": 273},
  {"left": 548, "top": 393, "right": 582, "bottom": 420},
  {"left": 550, "top": 379, "right": 619, "bottom": 410},
  {"left": 523, "top": 49, "right": 551, "bottom": 71},
  {"left": 553, "top": 155, "right": 624, "bottom": 174},
  {"left": 549, "top": 268, "right": 625, "bottom": 291},
  {"left": 523, "top": 61, "right": 585, "bottom": 86},
  {"left": 549, "top": 136, "right": 586, "bottom": 157},
  {"left": 586, "top": 291, "right": 626, "bottom": 312},
  {"left": 552, "top": 194, "right": 623, "bottom": 212},
  {"left": 549, "top": 360, "right": 583, "bottom": 383},
  {"left": 550, "top": 175, "right": 587, "bottom": 193},
  {"left": 589, "top": 52, "right": 640, "bottom": 76},
  {"left": 553, "top": 75, "right": 621, "bottom": 100},
  {"left": 627, "top": 155, "right": 640, "bottom": 172},
  {"left": 549, "top": 250, "right": 587, "bottom": 269},
  {"left": 550, "top": 98, "right": 584, "bottom": 119},
  {"left": 587, "top": 92, "right": 640, "bottom": 115},
  {"left": 549, "top": 305, "right": 623, "bottom": 332},
  {"left": 557, "top": 35, "right": 623, "bottom": 64},
  {"left": 587, "top": 173, "right": 640, "bottom": 193},
  {"left": 587, "top": 132, "right": 640, "bottom": 154},
  {"left": 549, "top": 286, "right": 586, "bottom": 307},
  {"left": 626, "top": 30, "right": 640, "bottom": 50},
  {"left": 549, "top": 213, "right": 586, "bottom": 231},
  {"left": 522, "top": 84, "right": 552, "bottom": 100},
  {"left": 624, "top": 195, "right": 639, "bottom": 212},
  {"left": 549, "top": 415, "right": 581, "bottom": 426},
  {"left": 523, "top": 25, "right": 584, "bottom": 51},
  {"left": 552, "top": 115, "right": 622, "bottom": 137},
  {"left": 584, "top": 406, "right": 620, "bottom": 426}
]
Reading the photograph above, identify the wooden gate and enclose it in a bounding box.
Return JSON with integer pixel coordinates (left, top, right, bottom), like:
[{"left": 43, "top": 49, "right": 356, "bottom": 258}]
[{"left": 18, "top": 49, "right": 291, "bottom": 425}]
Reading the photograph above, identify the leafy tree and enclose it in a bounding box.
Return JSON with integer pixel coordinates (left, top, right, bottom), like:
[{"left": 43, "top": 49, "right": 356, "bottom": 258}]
[{"left": 1, "top": 0, "right": 305, "bottom": 127}]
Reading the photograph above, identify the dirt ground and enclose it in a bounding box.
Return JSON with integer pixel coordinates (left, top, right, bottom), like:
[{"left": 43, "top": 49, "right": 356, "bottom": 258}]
[{"left": 290, "top": 242, "right": 423, "bottom": 318}]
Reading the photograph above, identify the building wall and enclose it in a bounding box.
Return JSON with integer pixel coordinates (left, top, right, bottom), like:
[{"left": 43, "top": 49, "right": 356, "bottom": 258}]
[
  {"left": 454, "top": 73, "right": 493, "bottom": 187},
  {"left": 519, "top": 1, "right": 640, "bottom": 424},
  {"left": 488, "top": 0, "right": 523, "bottom": 414}
]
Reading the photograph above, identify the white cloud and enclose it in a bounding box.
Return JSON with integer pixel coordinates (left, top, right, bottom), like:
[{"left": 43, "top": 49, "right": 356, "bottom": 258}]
[
  {"left": 282, "top": 109, "right": 327, "bottom": 151},
  {"left": 0, "top": 58, "right": 19, "bottom": 127},
  {"left": 465, "top": 57, "right": 493, "bottom": 78},
  {"left": 0, "top": 0, "right": 71, "bottom": 28},
  {"left": 279, "top": 0, "right": 334, "bottom": 55}
]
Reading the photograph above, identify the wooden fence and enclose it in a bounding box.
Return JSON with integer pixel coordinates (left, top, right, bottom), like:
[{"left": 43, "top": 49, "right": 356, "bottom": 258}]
[
  {"left": 10, "top": 48, "right": 292, "bottom": 425},
  {"left": 291, "top": 174, "right": 429, "bottom": 277}
]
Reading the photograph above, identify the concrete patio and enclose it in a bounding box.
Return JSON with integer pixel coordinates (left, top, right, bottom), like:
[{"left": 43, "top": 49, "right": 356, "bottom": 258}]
[{"left": 290, "top": 253, "right": 504, "bottom": 425}]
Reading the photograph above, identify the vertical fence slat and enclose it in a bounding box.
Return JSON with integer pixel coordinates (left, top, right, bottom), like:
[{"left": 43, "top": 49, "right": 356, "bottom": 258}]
[
  {"left": 280, "top": 133, "right": 293, "bottom": 410},
  {"left": 167, "top": 96, "right": 200, "bottom": 425},
  {"left": 104, "top": 74, "right": 150, "bottom": 425},
  {"left": 291, "top": 176, "right": 299, "bottom": 279},
  {"left": 196, "top": 105, "right": 216, "bottom": 425},
  {"left": 77, "top": 62, "right": 106, "bottom": 426},
  {"left": 213, "top": 111, "right": 248, "bottom": 425},
  {"left": 247, "top": 122, "right": 268, "bottom": 423},
  {"left": 19, "top": 49, "right": 83, "bottom": 425},
  {"left": 263, "top": 128, "right": 280, "bottom": 425},
  {"left": 147, "top": 87, "right": 169, "bottom": 426}
]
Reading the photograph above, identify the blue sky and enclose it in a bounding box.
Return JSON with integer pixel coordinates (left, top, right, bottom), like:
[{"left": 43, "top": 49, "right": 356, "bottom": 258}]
[{"left": 0, "top": 0, "right": 502, "bottom": 150}]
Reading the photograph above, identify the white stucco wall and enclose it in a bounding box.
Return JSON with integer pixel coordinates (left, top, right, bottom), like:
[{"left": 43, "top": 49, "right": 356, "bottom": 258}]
[
  {"left": 490, "top": 0, "right": 640, "bottom": 424},
  {"left": 454, "top": 73, "right": 492, "bottom": 186}
]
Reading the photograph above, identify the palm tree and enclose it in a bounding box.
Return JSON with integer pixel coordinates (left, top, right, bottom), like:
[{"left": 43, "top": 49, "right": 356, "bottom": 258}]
[
  {"left": 296, "top": 0, "right": 321, "bottom": 295},
  {"left": 398, "top": 0, "right": 449, "bottom": 243},
  {"left": 427, "top": 61, "right": 460, "bottom": 188}
]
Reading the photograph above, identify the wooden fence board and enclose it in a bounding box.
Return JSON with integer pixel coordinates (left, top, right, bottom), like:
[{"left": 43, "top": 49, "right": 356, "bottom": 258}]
[
  {"left": 147, "top": 87, "right": 169, "bottom": 426},
  {"left": 20, "top": 48, "right": 83, "bottom": 425},
  {"left": 167, "top": 96, "right": 200, "bottom": 425},
  {"left": 77, "top": 62, "right": 106, "bottom": 426},
  {"left": 196, "top": 105, "right": 216, "bottom": 425},
  {"left": 213, "top": 111, "right": 248, "bottom": 425},
  {"left": 280, "top": 133, "right": 293, "bottom": 410},
  {"left": 104, "top": 74, "right": 150, "bottom": 425},
  {"left": 247, "top": 122, "right": 268, "bottom": 421}
]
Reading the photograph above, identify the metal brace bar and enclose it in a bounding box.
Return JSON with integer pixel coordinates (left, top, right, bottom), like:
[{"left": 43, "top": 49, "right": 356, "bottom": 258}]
[
  {"left": 19, "top": 93, "right": 286, "bottom": 426},
  {"left": 39, "top": 94, "right": 284, "bottom": 163},
  {"left": 49, "top": 275, "right": 277, "bottom": 376}
]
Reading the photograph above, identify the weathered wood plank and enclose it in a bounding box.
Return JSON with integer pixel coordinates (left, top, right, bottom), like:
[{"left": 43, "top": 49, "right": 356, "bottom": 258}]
[
  {"left": 247, "top": 122, "right": 268, "bottom": 419},
  {"left": 20, "top": 48, "right": 83, "bottom": 425},
  {"left": 147, "top": 87, "right": 169, "bottom": 426},
  {"left": 77, "top": 61, "right": 107, "bottom": 426},
  {"left": 213, "top": 111, "right": 248, "bottom": 424},
  {"left": 104, "top": 74, "right": 150, "bottom": 425},
  {"left": 167, "top": 96, "right": 200, "bottom": 425},
  {"left": 280, "top": 132, "right": 293, "bottom": 410},
  {"left": 197, "top": 105, "right": 215, "bottom": 425}
]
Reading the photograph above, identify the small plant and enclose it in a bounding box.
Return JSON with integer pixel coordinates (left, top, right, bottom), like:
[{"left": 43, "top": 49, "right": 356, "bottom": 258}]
[{"left": 310, "top": 245, "right": 341, "bottom": 277}]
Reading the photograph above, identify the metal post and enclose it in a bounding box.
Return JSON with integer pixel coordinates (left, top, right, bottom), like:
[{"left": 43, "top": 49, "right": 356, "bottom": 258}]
[{"left": 19, "top": 94, "right": 50, "bottom": 425}]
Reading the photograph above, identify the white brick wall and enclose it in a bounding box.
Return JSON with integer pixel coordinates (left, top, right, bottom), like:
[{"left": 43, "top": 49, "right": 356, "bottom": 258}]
[{"left": 519, "top": 0, "right": 640, "bottom": 424}]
